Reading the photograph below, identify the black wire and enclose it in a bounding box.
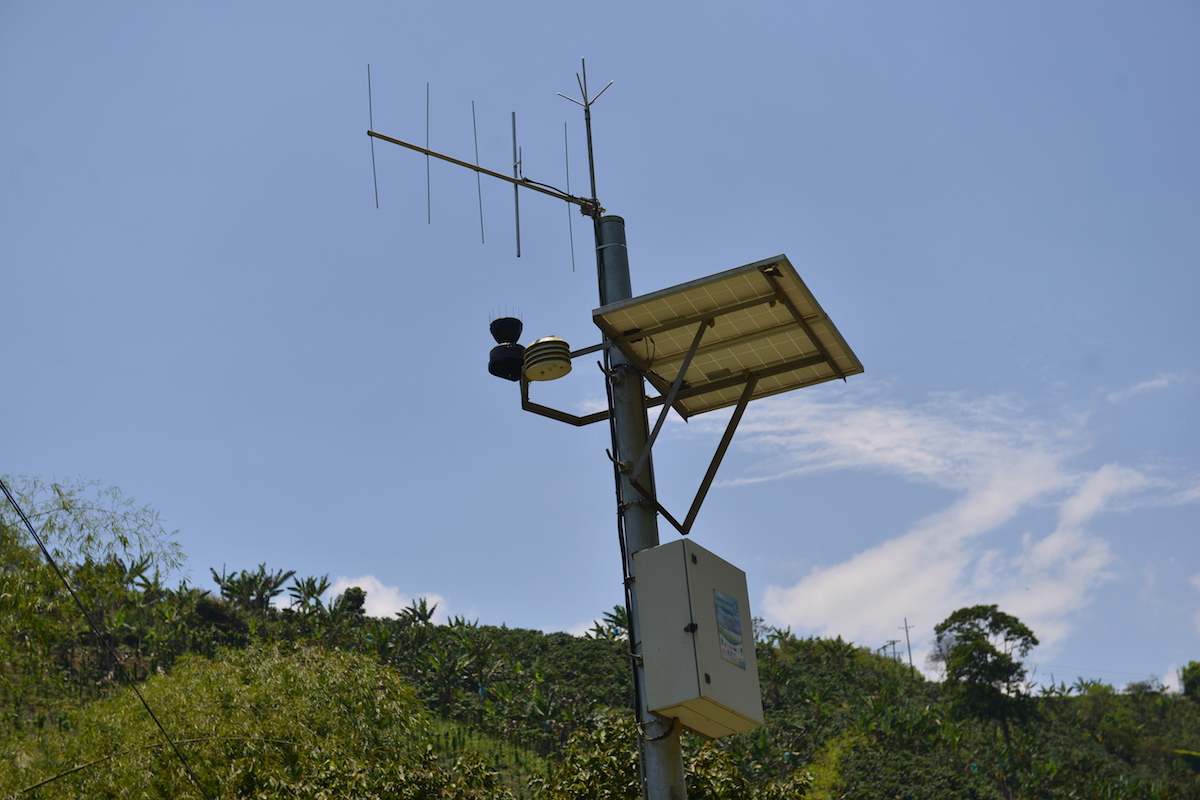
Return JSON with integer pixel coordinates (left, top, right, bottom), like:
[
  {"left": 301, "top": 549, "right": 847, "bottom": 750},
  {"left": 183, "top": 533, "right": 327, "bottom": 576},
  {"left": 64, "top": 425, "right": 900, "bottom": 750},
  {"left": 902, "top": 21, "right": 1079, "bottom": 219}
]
[
  {"left": 520, "top": 175, "right": 590, "bottom": 205},
  {"left": 604, "top": 356, "right": 658, "bottom": 746},
  {"left": 0, "top": 478, "right": 213, "bottom": 800},
  {"left": 17, "top": 736, "right": 302, "bottom": 794}
]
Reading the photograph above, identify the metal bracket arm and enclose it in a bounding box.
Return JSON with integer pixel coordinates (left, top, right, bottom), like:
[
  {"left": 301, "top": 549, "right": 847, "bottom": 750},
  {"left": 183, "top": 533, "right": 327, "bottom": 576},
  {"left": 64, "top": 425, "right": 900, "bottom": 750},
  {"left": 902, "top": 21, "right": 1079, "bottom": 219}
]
[
  {"left": 630, "top": 318, "right": 711, "bottom": 481},
  {"left": 520, "top": 376, "right": 609, "bottom": 427},
  {"left": 630, "top": 374, "right": 759, "bottom": 536}
]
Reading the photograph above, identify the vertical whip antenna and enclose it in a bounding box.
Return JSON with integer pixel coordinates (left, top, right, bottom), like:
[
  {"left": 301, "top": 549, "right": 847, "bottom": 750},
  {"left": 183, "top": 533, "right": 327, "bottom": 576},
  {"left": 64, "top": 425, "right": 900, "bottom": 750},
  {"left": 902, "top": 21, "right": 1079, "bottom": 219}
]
[
  {"left": 472, "top": 101, "right": 485, "bottom": 243},
  {"left": 368, "top": 65, "right": 379, "bottom": 208},
  {"left": 555, "top": 58, "right": 611, "bottom": 210},
  {"left": 512, "top": 111, "right": 521, "bottom": 257},
  {"left": 580, "top": 61, "right": 599, "bottom": 207},
  {"left": 558, "top": 58, "right": 612, "bottom": 298}
]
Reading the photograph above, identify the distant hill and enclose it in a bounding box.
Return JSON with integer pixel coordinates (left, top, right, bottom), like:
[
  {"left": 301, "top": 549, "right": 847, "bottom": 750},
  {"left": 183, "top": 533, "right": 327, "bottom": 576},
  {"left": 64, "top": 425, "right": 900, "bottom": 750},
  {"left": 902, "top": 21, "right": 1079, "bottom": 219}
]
[{"left": 3, "top": 479, "right": 1198, "bottom": 797}]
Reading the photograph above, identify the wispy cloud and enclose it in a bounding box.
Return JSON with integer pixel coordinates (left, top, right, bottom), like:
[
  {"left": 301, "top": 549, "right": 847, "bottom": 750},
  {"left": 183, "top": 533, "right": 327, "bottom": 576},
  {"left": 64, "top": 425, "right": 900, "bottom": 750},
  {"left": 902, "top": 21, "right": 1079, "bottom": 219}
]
[
  {"left": 719, "top": 388, "right": 1076, "bottom": 491},
  {"left": 329, "top": 574, "right": 448, "bottom": 622},
  {"left": 1106, "top": 373, "right": 1188, "bottom": 404},
  {"left": 733, "top": 386, "right": 1164, "bottom": 661}
]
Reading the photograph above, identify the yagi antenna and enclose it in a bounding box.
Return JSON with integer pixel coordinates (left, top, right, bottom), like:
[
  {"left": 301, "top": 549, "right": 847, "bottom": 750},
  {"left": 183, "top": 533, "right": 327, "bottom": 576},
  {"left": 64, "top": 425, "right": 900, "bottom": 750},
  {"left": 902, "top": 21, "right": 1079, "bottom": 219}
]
[{"left": 366, "top": 66, "right": 605, "bottom": 262}]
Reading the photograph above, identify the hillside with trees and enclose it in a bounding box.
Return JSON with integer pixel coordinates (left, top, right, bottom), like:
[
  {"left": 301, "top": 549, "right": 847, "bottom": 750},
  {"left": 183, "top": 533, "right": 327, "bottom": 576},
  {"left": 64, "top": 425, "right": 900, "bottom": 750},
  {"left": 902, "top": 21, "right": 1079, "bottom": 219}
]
[{"left": 2, "top": 478, "right": 1198, "bottom": 798}]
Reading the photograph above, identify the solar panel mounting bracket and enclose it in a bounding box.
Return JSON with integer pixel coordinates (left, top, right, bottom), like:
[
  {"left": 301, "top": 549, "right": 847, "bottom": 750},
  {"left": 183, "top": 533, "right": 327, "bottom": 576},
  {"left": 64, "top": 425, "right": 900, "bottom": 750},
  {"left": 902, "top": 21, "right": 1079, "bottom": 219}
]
[{"left": 592, "top": 254, "right": 864, "bottom": 534}]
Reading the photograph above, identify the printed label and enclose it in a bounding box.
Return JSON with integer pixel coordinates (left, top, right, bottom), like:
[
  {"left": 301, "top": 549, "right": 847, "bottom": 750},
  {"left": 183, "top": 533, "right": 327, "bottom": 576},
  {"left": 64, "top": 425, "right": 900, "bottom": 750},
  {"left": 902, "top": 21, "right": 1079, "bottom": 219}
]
[{"left": 714, "top": 590, "right": 746, "bottom": 669}]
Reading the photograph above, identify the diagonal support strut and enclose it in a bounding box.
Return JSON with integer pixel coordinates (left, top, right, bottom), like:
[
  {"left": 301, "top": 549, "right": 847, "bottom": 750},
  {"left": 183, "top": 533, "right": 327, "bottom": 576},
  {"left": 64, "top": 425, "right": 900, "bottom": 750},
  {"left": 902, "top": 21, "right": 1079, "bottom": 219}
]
[
  {"left": 630, "top": 318, "right": 711, "bottom": 481},
  {"left": 630, "top": 373, "right": 759, "bottom": 536}
]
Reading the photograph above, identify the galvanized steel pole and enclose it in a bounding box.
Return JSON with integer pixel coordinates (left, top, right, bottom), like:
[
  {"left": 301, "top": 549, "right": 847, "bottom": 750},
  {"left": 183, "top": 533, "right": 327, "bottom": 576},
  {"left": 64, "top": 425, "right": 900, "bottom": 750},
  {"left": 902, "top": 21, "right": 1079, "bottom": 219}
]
[{"left": 597, "top": 215, "right": 689, "bottom": 800}]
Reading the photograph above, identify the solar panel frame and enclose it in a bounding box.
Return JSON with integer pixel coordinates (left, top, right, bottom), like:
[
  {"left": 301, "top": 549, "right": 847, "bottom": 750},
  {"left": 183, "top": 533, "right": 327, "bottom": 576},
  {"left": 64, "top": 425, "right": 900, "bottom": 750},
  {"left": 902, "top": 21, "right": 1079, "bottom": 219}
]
[{"left": 592, "top": 255, "right": 863, "bottom": 419}]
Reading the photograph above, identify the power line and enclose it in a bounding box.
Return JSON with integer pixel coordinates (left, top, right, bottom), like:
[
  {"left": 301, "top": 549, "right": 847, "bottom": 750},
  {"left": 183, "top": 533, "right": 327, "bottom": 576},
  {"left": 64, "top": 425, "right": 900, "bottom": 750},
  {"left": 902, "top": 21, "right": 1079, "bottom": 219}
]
[{"left": 0, "top": 478, "right": 212, "bottom": 799}]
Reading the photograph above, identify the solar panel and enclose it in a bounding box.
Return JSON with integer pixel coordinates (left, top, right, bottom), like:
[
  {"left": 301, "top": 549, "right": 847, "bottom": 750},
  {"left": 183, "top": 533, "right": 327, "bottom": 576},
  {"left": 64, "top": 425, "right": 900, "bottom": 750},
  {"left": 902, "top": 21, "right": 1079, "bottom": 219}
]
[{"left": 592, "top": 255, "right": 863, "bottom": 419}]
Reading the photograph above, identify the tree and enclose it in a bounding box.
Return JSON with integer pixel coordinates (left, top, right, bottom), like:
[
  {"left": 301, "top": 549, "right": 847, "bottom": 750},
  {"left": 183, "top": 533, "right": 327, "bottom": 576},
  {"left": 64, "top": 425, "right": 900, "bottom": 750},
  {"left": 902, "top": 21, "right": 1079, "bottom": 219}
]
[
  {"left": 210, "top": 563, "right": 297, "bottom": 614},
  {"left": 286, "top": 573, "right": 331, "bottom": 615},
  {"left": 1, "top": 476, "right": 184, "bottom": 577},
  {"left": 1181, "top": 661, "right": 1200, "bottom": 701},
  {"left": 0, "top": 476, "right": 185, "bottom": 727},
  {"left": 585, "top": 605, "right": 629, "bottom": 642},
  {"left": 931, "top": 605, "right": 1038, "bottom": 725},
  {"left": 0, "top": 644, "right": 517, "bottom": 798}
]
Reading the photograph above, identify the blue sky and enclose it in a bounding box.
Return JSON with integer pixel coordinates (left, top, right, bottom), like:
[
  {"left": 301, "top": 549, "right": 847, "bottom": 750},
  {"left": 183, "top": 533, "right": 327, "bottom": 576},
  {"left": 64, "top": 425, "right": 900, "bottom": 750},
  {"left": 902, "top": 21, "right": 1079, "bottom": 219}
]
[{"left": 3, "top": 2, "right": 1197, "bottom": 691}]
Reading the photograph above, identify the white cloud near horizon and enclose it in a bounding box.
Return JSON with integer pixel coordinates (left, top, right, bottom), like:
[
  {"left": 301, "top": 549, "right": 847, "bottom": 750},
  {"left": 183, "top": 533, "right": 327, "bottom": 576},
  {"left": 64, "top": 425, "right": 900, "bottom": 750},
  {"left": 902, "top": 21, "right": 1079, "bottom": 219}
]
[
  {"left": 1106, "top": 372, "right": 1188, "bottom": 405},
  {"left": 566, "top": 618, "right": 600, "bottom": 637},
  {"left": 328, "top": 574, "right": 449, "bottom": 622},
  {"left": 710, "top": 387, "right": 1175, "bottom": 662},
  {"left": 1164, "top": 664, "right": 1182, "bottom": 694}
]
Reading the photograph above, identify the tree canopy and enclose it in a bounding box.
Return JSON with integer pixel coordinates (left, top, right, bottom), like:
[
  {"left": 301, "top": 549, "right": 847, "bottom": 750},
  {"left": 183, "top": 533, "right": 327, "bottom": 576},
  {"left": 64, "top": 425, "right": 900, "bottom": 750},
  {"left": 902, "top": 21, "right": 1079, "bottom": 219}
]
[
  {"left": 932, "top": 604, "right": 1039, "bottom": 721},
  {"left": 1, "top": 644, "right": 517, "bottom": 799}
]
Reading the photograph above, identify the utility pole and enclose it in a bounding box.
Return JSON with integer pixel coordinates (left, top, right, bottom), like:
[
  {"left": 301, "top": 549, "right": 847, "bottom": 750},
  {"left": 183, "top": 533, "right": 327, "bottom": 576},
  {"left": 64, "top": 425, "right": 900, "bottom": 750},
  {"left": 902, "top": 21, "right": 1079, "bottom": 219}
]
[
  {"left": 901, "top": 618, "right": 915, "bottom": 672},
  {"left": 598, "top": 215, "right": 688, "bottom": 800}
]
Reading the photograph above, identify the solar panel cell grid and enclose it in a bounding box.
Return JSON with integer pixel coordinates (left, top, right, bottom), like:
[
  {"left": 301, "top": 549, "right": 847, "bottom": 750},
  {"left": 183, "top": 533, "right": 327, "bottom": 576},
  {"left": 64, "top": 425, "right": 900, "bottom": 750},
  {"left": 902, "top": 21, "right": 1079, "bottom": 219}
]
[{"left": 593, "top": 255, "right": 863, "bottom": 418}]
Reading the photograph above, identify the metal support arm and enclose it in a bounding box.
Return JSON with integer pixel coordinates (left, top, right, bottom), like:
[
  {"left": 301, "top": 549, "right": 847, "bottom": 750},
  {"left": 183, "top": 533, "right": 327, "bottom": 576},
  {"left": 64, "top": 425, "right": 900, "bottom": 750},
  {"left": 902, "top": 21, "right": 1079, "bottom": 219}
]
[
  {"left": 630, "top": 318, "right": 711, "bottom": 481},
  {"left": 630, "top": 374, "right": 759, "bottom": 536},
  {"left": 520, "top": 377, "right": 610, "bottom": 426}
]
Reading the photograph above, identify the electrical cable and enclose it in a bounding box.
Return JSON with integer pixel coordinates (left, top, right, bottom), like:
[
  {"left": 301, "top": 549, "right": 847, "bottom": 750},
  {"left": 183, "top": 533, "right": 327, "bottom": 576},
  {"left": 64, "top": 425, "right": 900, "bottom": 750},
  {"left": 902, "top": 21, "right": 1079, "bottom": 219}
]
[
  {"left": 520, "top": 176, "right": 589, "bottom": 204},
  {"left": 17, "top": 737, "right": 301, "bottom": 794},
  {"left": 0, "top": 478, "right": 213, "bottom": 800},
  {"left": 602, "top": 347, "right": 644, "bottom": 714}
]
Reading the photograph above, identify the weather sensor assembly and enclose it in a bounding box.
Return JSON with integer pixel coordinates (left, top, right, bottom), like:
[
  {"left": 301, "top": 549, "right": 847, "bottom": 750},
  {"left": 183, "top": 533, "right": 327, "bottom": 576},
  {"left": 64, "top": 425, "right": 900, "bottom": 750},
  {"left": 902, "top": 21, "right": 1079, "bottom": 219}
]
[
  {"left": 523, "top": 336, "right": 572, "bottom": 382},
  {"left": 488, "top": 317, "right": 526, "bottom": 382}
]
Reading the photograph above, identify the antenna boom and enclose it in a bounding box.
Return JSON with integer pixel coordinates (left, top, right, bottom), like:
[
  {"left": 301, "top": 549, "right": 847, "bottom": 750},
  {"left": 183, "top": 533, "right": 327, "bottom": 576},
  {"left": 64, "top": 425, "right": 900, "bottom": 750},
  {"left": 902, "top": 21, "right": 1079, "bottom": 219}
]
[{"left": 368, "top": 130, "right": 601, "bottom": 215}]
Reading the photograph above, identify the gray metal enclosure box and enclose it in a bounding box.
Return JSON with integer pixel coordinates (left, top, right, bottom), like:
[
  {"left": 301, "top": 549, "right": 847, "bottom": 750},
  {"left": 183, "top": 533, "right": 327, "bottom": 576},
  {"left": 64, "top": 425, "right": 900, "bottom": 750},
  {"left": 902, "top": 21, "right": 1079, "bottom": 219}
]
[{"left": 632, "top": 539, "right": 764, "bottom": 739}]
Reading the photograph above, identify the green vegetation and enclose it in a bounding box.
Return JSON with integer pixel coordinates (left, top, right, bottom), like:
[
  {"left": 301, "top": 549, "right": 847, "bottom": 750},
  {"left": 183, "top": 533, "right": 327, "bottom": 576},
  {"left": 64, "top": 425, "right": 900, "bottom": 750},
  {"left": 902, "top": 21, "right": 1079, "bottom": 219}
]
[
  {"left": 3, "top": 477, "right": 1199, "bottom": 798},
  {"left": 3, "top": 645, "right": 479, "bottom": 798}
]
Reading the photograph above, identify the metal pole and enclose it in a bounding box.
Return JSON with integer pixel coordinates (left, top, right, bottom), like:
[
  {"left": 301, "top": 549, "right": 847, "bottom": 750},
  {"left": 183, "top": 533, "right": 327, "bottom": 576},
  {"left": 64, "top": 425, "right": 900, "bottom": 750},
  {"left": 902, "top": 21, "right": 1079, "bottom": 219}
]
[{"left": 598, "top": 215, "right": 688, "bottom": 800}]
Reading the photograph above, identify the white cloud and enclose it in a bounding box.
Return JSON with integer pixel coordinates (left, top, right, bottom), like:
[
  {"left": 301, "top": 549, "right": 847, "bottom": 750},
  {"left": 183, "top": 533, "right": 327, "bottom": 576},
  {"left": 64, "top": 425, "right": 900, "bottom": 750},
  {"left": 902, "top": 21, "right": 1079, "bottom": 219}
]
[
  {"left": 745, "top": 388, "right": 1160, "bottom": 662},
  {"left": 1106, "top": 372, "right": 1187, "bottom": 404},
  {"left": 721, "top": 389, "right": 1072, "bottom": 491},
  {"left": 1164, "top": 664, "right": 1181, "bottom": 694},
  {"left": 328, "top": 574, "right": 448, "bottom": 622},
  {"left": 566, "top": 619, "right": 601, "bottom": 637},
  {"left": 1165, "top": 479, "right": 1200, "bottom": 508},
  {"left": 996, "top": 464, "right": 1146, "bottom": 645}
]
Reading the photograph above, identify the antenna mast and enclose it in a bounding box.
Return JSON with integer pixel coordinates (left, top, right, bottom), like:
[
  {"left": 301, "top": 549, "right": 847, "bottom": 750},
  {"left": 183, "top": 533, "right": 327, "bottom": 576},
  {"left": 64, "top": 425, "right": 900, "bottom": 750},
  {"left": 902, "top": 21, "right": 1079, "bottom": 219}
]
[{"left": 558, "top": 59, "right": 687, "bottom": 800}]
